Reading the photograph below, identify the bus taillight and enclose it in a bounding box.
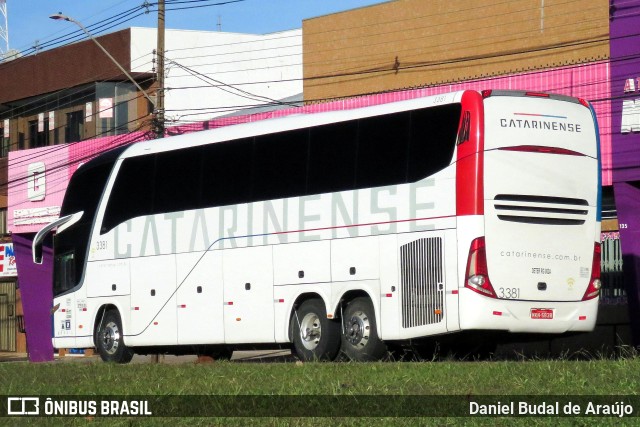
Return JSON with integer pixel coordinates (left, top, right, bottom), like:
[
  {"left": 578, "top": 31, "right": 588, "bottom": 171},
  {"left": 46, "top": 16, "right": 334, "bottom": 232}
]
[
  {"left": 465, "top": 237, "right": 497, "bottom": 298},
  {"left": 582, "top": 242, "right": 602, "bottom": 301}
]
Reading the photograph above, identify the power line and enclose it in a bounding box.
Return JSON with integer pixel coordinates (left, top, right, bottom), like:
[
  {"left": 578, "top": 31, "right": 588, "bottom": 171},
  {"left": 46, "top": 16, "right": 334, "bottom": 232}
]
[
  {"left": 3, "top": 0, "right": 246, "bottom": 68},
  {"left": 163, "top": 54, "right": 300, "bottom": 108}
]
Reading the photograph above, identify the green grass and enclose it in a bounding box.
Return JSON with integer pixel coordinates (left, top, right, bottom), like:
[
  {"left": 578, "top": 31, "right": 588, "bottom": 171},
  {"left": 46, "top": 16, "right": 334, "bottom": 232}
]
[{"left": 1, "top": 357, "right": 639, "bottom": 426}]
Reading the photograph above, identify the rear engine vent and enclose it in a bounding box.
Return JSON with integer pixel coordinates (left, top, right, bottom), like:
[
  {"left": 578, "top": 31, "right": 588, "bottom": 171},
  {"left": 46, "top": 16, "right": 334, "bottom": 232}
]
[
  {"left": 400, "top": 237, "right": 444, "bottom": 328},
  {"left": 494, "top": 194, "right": 588, "bottom": 225}
]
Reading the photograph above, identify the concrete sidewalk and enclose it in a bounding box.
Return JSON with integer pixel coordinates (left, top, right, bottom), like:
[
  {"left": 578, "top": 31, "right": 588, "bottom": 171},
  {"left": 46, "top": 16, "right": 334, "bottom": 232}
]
[{"left": 0, "top": 352, "right": 29, "bottom": 362}]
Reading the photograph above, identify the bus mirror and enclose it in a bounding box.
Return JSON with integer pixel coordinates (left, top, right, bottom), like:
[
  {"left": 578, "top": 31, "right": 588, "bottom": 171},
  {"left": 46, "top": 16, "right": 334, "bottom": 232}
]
[
  {"left": 33, "top": 243, "right": 43, "bottom": 265},
  {"left": 32, "top": 212, "right": 83, "bottom": 264}
]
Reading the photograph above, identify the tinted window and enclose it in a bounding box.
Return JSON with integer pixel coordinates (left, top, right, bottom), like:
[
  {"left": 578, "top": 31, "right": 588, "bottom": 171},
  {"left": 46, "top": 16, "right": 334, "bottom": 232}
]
[
  {"left": 99, "top": 103, "right": 461, "bottom": 233},
  {"left": 308, "top": 121, "right": 358, "bottom": 194},
  {"left": 201, "top": 138, "right": 253, "bottom": 207},
  {"left": 102, "top": 155, "right": 155, "bottom": 232},
  {"left": 253, "top": 129, "right": 308, "bottom": 201},
  {"left": 407, "top": 104, "right": 460, "bottom": 181},
  {"left": 62, "top": 162, "right": 115, "bottom": 218},
  {"left": 356, "top": 112, "right": 411, "bottom": 188},
  {"left": 155, "top": 147, "right": 202, "bottom": 214},
  {"left": 56, "top": 148, "right": 122, "bottom": 295}
]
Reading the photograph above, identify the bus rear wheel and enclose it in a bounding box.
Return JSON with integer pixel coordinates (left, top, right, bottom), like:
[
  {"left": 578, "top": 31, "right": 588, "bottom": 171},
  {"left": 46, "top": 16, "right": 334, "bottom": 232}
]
[
  {"left": 96, "top": 310, "right": 134, "bottom": 364},
  {"left": 341, "top": 297, "right": 387, "bottom": 361},
  {"left": 290, "top": 299, "right": 340, "bottom": 361}
]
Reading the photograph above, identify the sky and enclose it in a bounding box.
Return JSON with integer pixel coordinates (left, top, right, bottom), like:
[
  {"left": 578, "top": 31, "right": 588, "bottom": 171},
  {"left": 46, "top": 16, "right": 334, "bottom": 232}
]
[{"left": 4, "top": 0, "right": 389, "bottom": 55}]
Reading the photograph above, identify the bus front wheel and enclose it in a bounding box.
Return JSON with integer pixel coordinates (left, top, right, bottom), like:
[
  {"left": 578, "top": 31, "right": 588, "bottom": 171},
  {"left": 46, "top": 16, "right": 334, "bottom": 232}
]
[
  {"left": 290, "top": 299, "right": 341, "bottom": 361},
  {"left": 96, "top": 310, "right": 134, "bottom": 364},
  {"left": 341, "top": 297, "right": 387, "bottom": 361}
]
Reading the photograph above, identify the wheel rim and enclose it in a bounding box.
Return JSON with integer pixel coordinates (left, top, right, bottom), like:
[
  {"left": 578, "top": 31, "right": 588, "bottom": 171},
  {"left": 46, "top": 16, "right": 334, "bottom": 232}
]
[
  {"left": 299, "top": 312, "right": 321, "bottom": 350},
  {"left": 101, "top": 321, "right": 120, "bottom": 355},
  {"left": 345, "top": 310, "right": 370, "bottom": 348}
]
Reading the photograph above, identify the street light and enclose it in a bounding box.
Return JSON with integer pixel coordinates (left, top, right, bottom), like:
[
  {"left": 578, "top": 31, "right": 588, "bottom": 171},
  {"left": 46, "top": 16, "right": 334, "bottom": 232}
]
[{"left": 49, "top": 13, "right": 161, "bottom": 135}]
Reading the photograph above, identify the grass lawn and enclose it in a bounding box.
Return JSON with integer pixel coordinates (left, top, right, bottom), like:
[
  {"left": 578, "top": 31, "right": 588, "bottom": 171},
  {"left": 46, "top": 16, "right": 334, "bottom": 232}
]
[{"left": 1, "top": 357, "right": 639, "bottom": 426}]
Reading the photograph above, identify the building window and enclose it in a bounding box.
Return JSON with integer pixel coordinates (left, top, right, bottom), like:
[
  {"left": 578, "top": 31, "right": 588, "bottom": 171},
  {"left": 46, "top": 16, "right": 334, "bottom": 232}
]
[
  {"left": 65, "top": 111, "right": 84, "bottom": 143},
  {"left": 0, "top": 209, "right": 7, "bottom": 235},
  {"left": 28, "top": 119, "right": 50, "bottom": 148},
  {"left": 0, "top": 132, "right": 8, "bottom": 157}
]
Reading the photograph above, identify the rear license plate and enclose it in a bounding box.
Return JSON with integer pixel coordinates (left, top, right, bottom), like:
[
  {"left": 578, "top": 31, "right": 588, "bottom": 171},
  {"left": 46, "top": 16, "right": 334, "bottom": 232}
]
[{"left": 531, "top": 308, "right": 554, "bottom": 319}]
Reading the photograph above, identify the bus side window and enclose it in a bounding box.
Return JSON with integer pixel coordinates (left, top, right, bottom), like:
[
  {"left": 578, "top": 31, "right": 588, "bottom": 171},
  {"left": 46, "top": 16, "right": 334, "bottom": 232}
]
[
  {"left": 356, "top": 112, "right": 411, "bottom": 189},
  {"left": 101, "top": 155, "right": 156, "bottom": 233},
  {"left": 308, "top": 121, "right": 358, "bottom": 195},
  {"left": 201, "top": 138, "right": 253, "bottom": 207},
  {"left": 253, "top": 129, "right": 309, "bottom": 202},
  {"left": 154, "top": 146, "right": 203, "bottom": 214},
  {"left": 407, "top": 104, "right": 460, "bottom": 182}
]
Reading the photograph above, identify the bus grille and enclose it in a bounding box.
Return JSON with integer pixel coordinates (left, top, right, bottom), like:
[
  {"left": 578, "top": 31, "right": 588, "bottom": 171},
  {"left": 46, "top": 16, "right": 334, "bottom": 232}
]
[
  {"left": 400, "top": 237, "right": 444, "bottom": 328},
  {"left": 494, "top": 194, "right": 588, "bottom": 225}
]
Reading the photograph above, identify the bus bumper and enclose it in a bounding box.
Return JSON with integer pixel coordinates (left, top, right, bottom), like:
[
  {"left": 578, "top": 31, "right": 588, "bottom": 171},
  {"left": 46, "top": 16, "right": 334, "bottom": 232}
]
[{"left": 458, "top": 289, "right": 599, "bottom": 333}]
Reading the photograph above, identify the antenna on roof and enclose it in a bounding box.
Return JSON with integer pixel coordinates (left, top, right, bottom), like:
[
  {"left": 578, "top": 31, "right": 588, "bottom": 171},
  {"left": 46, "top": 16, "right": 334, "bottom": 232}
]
[{"left": 0, "top": 0, "right": 9, "bottom": 58}]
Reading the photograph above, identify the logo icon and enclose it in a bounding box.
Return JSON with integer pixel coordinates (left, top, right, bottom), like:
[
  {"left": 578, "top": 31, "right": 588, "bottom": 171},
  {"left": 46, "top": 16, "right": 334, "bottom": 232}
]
[
  {"left": 7, "top": 397, "right": 40, "bottom": 415},
  {"left": 567, "top": 278, "right": 575, "bottom": 290},
  {"left": 27, "top": 162, "right": 46, "bottom": 202}
]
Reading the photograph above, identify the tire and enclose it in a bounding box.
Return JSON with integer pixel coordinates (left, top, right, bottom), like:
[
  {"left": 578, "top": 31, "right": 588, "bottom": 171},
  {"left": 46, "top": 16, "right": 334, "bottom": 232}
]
[
  {"left": 341, "top": 297, "right": 387, "bottom": 361},
  {"left": 95, "top": 310, "right": 134, "bottom": 364},
  {"left": 290, "top": 299, "right": 341, "bottom": 361}
]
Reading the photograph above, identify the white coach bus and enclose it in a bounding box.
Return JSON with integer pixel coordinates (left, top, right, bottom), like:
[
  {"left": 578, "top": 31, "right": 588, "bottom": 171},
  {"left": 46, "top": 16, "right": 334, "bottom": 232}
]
[{"left": 34, "top": 90, "right": 602, "bottom": 363}]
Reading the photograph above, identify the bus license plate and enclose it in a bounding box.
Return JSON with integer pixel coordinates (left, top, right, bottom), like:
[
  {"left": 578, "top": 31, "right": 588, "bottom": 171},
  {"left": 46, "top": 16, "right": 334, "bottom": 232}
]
[{"left": 531, "top": 309, "right": 554, "bottom": 319}]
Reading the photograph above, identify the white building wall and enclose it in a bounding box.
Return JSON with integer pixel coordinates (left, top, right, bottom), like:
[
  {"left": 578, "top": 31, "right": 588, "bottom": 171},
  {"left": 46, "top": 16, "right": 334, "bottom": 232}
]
[{"left": 129, "top": 27, "right": 302, "bottom": 124}]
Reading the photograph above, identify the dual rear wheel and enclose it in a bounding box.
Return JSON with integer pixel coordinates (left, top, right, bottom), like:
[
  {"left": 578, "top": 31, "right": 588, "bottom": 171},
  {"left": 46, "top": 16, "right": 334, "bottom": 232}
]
[{"left": 291, "top": 296, "right": 387, "bottom": 362}]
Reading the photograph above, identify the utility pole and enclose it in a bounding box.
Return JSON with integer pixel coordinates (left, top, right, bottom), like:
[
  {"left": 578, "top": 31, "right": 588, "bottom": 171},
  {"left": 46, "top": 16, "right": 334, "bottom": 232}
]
[
  {"left": 156, "top": 0, "right": 165, "bottom": 139},
  {"left": 151, "top": 0, "right": 165, "bottom": 363},
  {"left": 150, "top": 0, "right": 165, "bottom": 364}
]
